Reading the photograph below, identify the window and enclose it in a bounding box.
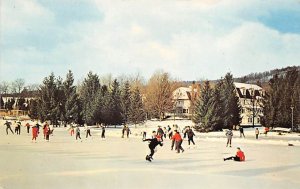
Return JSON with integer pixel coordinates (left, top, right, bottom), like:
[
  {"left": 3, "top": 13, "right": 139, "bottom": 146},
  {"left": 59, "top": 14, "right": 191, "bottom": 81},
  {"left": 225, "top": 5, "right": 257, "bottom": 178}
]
[
  {"left": 257, "top": 117, "right": 260, "bottom": 123},
  {"left": 183, "top": 109, "right": 189, "bottom": 113},
  {"left": 248, "top": 117, "right": 252, "bottom": 123}
]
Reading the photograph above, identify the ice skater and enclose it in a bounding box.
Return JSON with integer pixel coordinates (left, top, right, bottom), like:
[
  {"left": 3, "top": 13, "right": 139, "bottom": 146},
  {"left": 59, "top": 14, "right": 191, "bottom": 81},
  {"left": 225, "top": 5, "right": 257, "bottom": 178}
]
[
  {"left": 157, "top": 126, "right": 164, "bottom": 141},
  {"left": 25, "top": 122, "right": 31, "bottom": 134},
  {"left": 101, "top": 125, "right": 105, "bottom": 139},
  {"left": 32, "top": 125, "right": 39, "bottom": 142},
  {"left": 224, "top": 147, "right": 245, "bottom": 162},
  {"left": 255, "top": 128, "right": 259, "bottom": 139},
  {"left": 226, "top": 129, "right": 233, "bottom": 147},
  {"left": 4, "top": 121, "right": 14, "bottom": 135},
  {"left": 85, "top": 124, "right": 92, "bottom": 138},
  {"left": 185, "top": 126, "right": 196, "bottom": 146},
  {"left": 76, "top": 126, "right": 81, "bottom": 140},
  {"left": 143, "top": 131, "right": 163, "bottom": 162},
  {"left": 239, "top": 126, "right": 245, "bottom": 138},
  {"left": 125, "top": 126, "right": 131, "bottom": 138},
  {"left": 45, "top": 124, "right": 50, "bottom": 141},
  {"left": 172, "top": 130, "right": 184, "bottom": 153}
]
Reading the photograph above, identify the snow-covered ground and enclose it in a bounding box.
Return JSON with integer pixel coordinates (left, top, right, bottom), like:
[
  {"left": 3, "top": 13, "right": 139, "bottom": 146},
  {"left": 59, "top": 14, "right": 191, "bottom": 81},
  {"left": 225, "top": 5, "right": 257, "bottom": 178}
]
[{"left": 0, "top": 119, "right": 300, "bottom": 189}]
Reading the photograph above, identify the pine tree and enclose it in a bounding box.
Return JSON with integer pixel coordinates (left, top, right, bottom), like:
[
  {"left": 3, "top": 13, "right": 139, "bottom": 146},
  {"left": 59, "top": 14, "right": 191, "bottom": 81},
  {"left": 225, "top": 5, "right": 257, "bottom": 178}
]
[
  {"left": 192, "top": 81, "right": 213, "bottom": 131},
  {"left": 0, "top": 96, "right": 4, "bottom": 109},
  {"left": 221, "top": 73, "right": 241, "bottom": 129},
  {"left": 210, "top": 80, "right": 225, "bottom": 131},
  {"left": 63, "top": 70, "right": 80, "bottom": 124},
  {"left": 29, "top": 99, "right": 38, "bottom": 119},
  {"left": 38, "top": 72, "right": 58, "bottom": 123},
  {"left": 110, "top": 79, "right": 122, "bottom": 125},
  {"left": 128, "top": 86, "right": 145, "bottom": 125},
  {"left": 120, "top": 80, "right": 131, "bottom": 124},
  {"left": 79, "top": 72, "right": 100, "bottom": 125}
]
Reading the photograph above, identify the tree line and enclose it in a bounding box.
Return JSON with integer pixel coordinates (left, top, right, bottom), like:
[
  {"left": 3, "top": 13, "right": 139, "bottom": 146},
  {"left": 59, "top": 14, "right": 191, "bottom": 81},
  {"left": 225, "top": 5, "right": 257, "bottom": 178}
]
[
  {"left": 262, "top": 68, "right": 300, "bottom": 130},
  {"left": 192, "top": 73, "right": 241, "bottom": 132},
  {"left": 1, "top": 67, "right": 299, "bottom": 130}
]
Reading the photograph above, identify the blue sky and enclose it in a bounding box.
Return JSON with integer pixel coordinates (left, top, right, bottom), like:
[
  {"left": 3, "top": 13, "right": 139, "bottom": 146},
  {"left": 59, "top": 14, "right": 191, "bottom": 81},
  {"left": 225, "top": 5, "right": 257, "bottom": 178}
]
[{"left": 1, "top": 0, "right": 300, "bottom": 84}]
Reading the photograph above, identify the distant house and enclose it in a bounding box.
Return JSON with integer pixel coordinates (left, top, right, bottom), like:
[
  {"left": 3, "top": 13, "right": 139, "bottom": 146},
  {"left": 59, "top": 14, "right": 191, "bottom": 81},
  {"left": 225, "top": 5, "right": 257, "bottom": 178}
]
[
  {"left": 171, "top": 82, "right": 265, "bottom": 126},
  {"left": 172, "top": 83, "right": 200, "bottom": 118},
  {"left": 234, "top": 82, "right": 265, "bottom": 127}
]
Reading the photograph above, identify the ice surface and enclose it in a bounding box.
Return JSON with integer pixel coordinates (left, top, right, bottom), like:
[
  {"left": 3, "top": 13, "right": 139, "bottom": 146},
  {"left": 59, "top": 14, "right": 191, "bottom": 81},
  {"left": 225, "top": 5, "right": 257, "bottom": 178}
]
[{"left": 0, "top": 120, "right": 299, "bottom": 189}]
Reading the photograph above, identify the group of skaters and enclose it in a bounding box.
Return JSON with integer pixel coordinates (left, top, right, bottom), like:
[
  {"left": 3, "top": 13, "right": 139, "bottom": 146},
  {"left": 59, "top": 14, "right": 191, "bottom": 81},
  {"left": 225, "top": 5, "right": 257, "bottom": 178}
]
[
  {"left": 4, "top": 120, "right": 22, "bottom": 135},
  {"left": 3, "top": 120, "right": 53, "bottom": 142},
  {"left": 69, "top": 123, "right": 106, "bottom": 141},
  {"left": 143, "top": 125, "right": 196, "bottom": 162}
]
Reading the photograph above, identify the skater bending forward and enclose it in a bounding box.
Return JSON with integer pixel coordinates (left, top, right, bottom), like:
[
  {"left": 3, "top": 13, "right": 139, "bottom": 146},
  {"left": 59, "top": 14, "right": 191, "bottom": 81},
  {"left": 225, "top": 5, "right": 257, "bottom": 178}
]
[
  {"left": 143, "top": 131, "right": 163, "bottom": 162},
  {"left": 224, "top": 147, "right": 245, "bottom": 162}
]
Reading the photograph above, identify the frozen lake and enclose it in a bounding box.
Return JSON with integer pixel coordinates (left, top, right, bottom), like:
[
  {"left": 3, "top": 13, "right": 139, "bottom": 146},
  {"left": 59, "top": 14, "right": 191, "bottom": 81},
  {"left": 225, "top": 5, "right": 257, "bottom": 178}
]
[{"left": 0, "top": 121, "right": 300, "bottom": 189}]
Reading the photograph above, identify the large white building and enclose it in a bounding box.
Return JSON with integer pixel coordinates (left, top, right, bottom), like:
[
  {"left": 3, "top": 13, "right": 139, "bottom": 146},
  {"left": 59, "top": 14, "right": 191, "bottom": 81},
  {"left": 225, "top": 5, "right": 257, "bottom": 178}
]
[
  {"left": 171, "top": 82, "right": 265, "bottom": 126},
  {"left": 172, "top": 83, "right": 200, "bottom": 118},
  {"left": 234, "top": 82, "right": 265, "bottom": 127}
]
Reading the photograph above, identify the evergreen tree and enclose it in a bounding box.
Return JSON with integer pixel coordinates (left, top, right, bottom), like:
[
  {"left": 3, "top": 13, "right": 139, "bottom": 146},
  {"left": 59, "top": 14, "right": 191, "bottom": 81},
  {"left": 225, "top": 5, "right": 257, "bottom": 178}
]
[
  {"left": 0, "top": 96, "right": 4, "bottom": 109},
  {"left": 210, "top": 80, "right": 225, "bottom": 131},
  {"left": 38, "top": 73, "right": 60, "bottom": 123},
  {"left": 120, "top": 80, "right": 131, "bottom": 124},
  {"left": 29, "top": 99, "right": 38, "bottom": 119},
  {"left": 192, "top": 81, "right": 213, "bottom": 131},
  {"left": 16, "top": 97, "right": 26, "bottom": 110},
  {"left": 63, "top": 70, "right": 80, "bottom": 124},
  {"left": 221, "top": 73, "right": 241, "bottom": 129},
  {"left": 79, "top": 72, "right": 100, "bottom": 125},
  {"left": 110, "top": 79, "right": 122, "bottom": 125},
  {"left": 128, "top": 86, "right": 145, "bottom": 125},
  {"left": 263, "top": 68, "right": 300, "bottom": 129}
]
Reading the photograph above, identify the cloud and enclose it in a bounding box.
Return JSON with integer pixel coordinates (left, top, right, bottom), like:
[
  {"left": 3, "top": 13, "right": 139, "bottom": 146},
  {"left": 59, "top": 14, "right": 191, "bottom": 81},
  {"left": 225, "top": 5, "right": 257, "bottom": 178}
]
[{"left": 1, "top": 0, "right": 300, "bottom": 84}]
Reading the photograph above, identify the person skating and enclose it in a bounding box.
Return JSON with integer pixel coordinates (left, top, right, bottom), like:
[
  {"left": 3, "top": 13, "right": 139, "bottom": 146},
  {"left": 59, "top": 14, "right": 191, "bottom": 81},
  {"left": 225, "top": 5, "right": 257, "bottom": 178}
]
[
  {"left": 76, "top": 126, "right": 81, "bottom": 140},
  {"left": 224, "top": 147, "right": 245, "bottom": 161},
  {"left": 122, "top": 125, "right": 126, "bottom": 138},
  {"left": 101, "top": 125, "right": 105, "bottom": 139},
  {"left": 143, "top": 131, "right": 163, "bottom": 162},
  {"left": 70, "top": 124, "right": 75, "bottom": 136},
  {"left": 25, "top": 122, "right": 31, "bottom": 134},
  {"left": 255, "top": 128, "right": 259, "bottom": 139},
  {"left": 43, "top": 122, "right": 49, "bottom": 139},
  {"left": 142, "top": 131, "right": 147, "bottom": 140},
  {"left": 239, "top": 126, "right": 245, "bottom": 138},
  {"left": 45, "top": 124, "right": 50, "bottom": 141},
  {"left": 185, "top": 126, "right": 196, "bottom": 146},
  {"left": 16, "top": 121, "right": 21, "bottom": 135},
  {"left": 126, "top": 126, "right": 131, "bottom": 138},
  {"left": 85, "top": 124, "right": 92, "bottom": 138},
  {"left": 4, "top": 121, "right": 14, "bottom": 135},
  {"left": 172, "top": 130, "right": 184, "bottom": 153},
  {"left": 226, "top": 129, "right": 233, "bottom": 147},
  {"left": 32, "top": 124, "right": 39, "bottom": 142},
  {"left": 167, "top": 125, "right": 172, "bottom": 139},
  {"left": 157, "top": 126, "right": 164, "bottom": 141}
]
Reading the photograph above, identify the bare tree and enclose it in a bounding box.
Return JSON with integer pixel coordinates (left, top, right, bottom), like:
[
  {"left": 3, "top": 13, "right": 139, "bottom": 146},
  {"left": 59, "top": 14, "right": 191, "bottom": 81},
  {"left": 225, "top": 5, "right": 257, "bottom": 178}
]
[
  {"left": 14, "top": 78, "right": 26, "bottom": 94},
  {"left": 0, "top": 81, "right": 10, "bottom": 94},
  {"left": 144, "top": 70, "right": 174, "bottom": 120}
]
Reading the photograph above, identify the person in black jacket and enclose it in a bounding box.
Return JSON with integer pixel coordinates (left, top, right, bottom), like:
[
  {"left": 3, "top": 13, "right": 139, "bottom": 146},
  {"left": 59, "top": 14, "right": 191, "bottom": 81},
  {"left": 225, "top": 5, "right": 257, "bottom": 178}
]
[
  {"left": 143, "top": 131, "right": 163, "bottom": 162},
  {"left": 185, "top": 126, "right": 196, "bottom": 145}
]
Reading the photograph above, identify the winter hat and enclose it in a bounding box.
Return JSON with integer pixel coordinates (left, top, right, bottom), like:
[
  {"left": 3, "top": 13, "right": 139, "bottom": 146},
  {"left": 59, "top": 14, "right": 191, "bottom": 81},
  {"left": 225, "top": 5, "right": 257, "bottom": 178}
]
[{"left": 237, "top": 147, "right": 241, "bottom": 150}]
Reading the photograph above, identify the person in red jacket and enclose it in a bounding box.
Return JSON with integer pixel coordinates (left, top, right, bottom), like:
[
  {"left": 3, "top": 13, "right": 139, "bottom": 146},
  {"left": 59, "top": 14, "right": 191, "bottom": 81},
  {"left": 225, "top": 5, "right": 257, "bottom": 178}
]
[
  {"left": 224, "top": 147, "right": 245, "bottom": 161},
  {"left": 32, "top": 125, "right": 39, "bottom": 142},
  {"left": 172, "top": 130, "right": 184, "bottom": 153}
]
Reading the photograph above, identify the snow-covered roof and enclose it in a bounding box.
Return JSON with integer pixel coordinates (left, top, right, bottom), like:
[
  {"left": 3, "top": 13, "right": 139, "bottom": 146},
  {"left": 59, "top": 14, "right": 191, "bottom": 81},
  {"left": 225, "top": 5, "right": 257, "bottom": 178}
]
[{"left": 234, "top": 82, "right": 262, "bottom": 90}]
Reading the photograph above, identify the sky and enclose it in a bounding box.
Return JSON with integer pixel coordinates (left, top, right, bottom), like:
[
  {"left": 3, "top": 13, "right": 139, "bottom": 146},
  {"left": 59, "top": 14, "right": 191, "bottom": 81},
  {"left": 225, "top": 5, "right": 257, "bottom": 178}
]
[{"left": 1, "top": 0, "right": 300, "bottom": 84}]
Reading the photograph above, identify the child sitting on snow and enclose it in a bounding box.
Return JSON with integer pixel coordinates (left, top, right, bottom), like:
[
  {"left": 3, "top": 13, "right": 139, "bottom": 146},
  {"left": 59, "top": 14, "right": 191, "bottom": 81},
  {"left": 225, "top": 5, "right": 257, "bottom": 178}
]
[{"left": 224, "top": 147, "right": 245, "bottom": 162}]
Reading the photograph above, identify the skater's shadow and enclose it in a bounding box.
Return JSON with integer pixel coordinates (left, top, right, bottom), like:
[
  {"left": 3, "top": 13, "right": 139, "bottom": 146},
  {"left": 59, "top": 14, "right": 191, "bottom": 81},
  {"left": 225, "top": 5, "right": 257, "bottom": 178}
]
[{"left": 220, "top": 163, "right": 300, "bottom": 177}]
